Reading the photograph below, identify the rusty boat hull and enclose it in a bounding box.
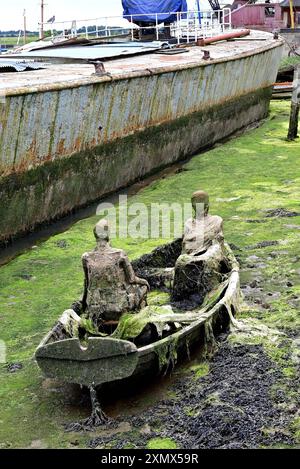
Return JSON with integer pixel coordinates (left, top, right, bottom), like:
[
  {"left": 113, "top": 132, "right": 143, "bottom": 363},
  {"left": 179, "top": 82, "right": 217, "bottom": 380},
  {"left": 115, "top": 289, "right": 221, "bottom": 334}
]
[{"left": 0, "top": 31, "right": 284, "bottom": 244}]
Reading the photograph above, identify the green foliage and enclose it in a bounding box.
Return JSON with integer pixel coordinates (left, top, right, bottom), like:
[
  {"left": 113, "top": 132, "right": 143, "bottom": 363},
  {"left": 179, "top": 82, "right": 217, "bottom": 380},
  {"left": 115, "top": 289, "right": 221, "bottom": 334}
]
[
  {"left": 0, "top": 36, "right": 39, "bottom": 46},
  {"left": 279, "top": 55, "right": 300, "bottom": 71}
]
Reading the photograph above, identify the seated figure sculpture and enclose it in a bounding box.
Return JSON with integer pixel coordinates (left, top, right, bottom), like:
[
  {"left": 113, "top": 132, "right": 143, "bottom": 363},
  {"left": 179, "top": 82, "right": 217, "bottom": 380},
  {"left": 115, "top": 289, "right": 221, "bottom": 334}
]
[
  {"left": 172, "top": 190, "right": 227, "bottom": 302},
  {"left": 81, "top": 219, "right": 149, "bottom": 329}
]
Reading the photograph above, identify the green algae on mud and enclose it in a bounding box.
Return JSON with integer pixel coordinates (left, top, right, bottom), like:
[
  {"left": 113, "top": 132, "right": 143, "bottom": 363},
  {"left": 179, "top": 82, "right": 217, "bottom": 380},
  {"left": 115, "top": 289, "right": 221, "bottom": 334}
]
[
  {"left": 146, "top": 437, "right": 178, "bottom": 449},
  {"left": 0, "top": 101, "right": 299, "bottom": 448},
  {"left": 190, "top": 362, "right": 210, "bottom": 379}
]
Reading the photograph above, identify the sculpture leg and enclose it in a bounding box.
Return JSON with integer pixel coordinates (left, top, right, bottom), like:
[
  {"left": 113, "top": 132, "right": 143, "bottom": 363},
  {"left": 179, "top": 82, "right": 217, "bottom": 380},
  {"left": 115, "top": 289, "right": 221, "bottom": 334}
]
[
  {"left": 172, "top": 248, "right": 223, "bottom": 302},
  {"left": 64, "top": 383, "right": 109, "bottom": 432},
  {"left": 204, "top": 319, "right": 218, "bottom": 358},
  {"left": 172, "top": 258, "right": 206, "bottom": 301},
  {"left": 88, "top": 383, "right": 109, "bottom": 426}
]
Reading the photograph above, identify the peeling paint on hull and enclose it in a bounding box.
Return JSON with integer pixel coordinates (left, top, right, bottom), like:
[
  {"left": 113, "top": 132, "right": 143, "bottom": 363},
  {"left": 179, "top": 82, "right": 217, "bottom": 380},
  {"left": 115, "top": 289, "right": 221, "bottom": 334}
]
[{"left": 0, "top": 39, "right": 283, "bottom": 242}]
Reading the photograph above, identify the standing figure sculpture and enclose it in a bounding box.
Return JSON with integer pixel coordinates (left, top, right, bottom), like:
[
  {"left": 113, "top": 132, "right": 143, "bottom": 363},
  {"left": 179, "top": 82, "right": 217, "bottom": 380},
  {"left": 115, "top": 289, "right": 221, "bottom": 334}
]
[
  {"left": 81, "top": 219, "right": 149, "bottom": 330},
  {"left": 172, "top": 190, "right": 228, "bottom": 302}
]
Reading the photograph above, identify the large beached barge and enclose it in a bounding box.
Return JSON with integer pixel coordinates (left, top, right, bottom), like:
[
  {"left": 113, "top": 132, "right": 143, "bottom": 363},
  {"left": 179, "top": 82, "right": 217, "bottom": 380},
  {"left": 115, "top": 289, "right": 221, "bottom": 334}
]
[{"left": 0, "top": 15, "right": 283, "bottom": 243}]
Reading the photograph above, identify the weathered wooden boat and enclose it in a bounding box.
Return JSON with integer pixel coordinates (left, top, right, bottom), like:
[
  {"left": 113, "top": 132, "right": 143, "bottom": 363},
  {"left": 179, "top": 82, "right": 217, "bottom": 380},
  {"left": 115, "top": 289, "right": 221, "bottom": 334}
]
[{"left": 35, "top": 240, "right": 240, "bottom": 390}]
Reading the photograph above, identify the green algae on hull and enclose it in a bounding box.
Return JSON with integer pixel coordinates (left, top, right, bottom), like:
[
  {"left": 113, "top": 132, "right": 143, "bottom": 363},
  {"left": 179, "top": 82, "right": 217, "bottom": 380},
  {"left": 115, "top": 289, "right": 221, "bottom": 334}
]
[{"left": 0, "top": 101, "right": 299, "bottom": 448}]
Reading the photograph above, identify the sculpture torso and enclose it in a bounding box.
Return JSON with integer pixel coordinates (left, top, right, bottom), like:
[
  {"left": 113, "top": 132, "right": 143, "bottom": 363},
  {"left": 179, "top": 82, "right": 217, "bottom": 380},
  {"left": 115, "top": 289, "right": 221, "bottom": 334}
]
[
  {"left": 84, "top": 249, "right": 127, "bottom": 314},
  {"left": 182, "top": 214, "right": 224, "bottom": 255},
  {"left": 82, "top": 244, "right": 148, "bottom": 323},
  {"left": 172, "top": 212, "right": 225, "bottom": 302}
]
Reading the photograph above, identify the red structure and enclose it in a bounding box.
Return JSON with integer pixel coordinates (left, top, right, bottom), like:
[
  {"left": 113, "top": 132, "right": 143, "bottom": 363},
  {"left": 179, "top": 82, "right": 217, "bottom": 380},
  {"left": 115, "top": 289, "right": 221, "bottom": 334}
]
[
  {"left": 280, "top": 0, "right": 300, "bottom": 28},
  {"left": 230, "top": 1, "right": 300, "bottom": 31}
]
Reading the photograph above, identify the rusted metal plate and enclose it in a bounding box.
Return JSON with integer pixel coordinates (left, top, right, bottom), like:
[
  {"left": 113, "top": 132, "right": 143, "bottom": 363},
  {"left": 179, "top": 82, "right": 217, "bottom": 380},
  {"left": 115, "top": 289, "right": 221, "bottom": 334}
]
[{"left": 0, "top": 59, "right": 46, "bottom": 72}]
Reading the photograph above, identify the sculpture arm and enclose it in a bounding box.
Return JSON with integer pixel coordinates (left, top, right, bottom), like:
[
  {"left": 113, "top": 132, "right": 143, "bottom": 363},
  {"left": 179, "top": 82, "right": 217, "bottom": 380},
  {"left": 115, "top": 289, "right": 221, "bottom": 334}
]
[
  {"left": 121, "top": 255, "right": 150, "bottom": 290},
  {"left": 216, "top": 220, "right": 225, "bottom": 245},
  {"left": 191, "top": 242, "right": 222, "bottom": 262}
]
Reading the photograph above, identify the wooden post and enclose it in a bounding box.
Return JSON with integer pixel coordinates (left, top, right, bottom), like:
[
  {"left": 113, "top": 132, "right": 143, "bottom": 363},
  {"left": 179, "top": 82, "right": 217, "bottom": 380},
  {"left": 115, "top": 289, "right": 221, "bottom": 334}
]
[
  {"left": 289, "top": 0, "right": 295, "bottom": 29},
  {"left": 23, "top": 9, "right": 27, "bottom": 45},
  {"left": 287, "top": 65, "right": 300, "bottom": 140},
  {"left": 40, "top": 0, "right": 45, "bottom": 40}
]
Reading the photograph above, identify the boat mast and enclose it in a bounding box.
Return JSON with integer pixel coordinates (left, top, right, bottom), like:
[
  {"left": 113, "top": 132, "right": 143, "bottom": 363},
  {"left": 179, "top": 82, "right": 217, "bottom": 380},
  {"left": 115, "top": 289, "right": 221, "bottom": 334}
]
[
  {"left": 40, "top": 0, "right": 45, "bottom": 39},
  {"left": 196, "top": 0, "right": 201, "bottom": 25}
]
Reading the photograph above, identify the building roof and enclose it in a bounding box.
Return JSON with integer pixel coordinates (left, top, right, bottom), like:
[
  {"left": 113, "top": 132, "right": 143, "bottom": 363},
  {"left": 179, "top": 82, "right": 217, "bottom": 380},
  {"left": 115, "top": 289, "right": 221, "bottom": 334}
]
[
  {"left": 280, "top": 0, "right": 300, "bottom": 7},
  {"left": 0, "top": 59, "right": 45, "bottom": 72}
]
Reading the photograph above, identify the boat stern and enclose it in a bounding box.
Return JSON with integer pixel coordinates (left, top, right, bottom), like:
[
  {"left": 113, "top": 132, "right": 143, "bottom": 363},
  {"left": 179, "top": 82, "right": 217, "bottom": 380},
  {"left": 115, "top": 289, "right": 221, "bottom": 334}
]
[{"left": 35, "top": 336, "right": 138, "bottom": 387}]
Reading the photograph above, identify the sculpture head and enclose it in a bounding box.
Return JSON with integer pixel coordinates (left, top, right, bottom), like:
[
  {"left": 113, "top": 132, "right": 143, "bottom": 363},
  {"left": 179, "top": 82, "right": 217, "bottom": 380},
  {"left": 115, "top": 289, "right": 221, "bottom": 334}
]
[
  {"left": 94, "top": 218, "right": 110, "bottom": 243},
  {"left": 191, "top": 190, "right": 209, "bottom": 217}
]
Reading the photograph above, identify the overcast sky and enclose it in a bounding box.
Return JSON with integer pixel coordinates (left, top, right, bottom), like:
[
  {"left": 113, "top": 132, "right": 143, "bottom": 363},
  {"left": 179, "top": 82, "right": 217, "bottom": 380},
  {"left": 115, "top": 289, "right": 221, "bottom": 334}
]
[
  {"left": 1, "top": 0, "right": 123, "bottom": 31},
  {"left": 0, "top": 0, "right": 216, "bottom": 31}
]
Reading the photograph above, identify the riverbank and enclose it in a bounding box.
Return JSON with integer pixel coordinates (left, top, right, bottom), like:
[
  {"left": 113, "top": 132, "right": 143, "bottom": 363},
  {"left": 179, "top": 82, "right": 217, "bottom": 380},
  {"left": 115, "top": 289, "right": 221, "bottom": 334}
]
[{"left": 0, "top": 101, "right": 299, "bottom": 449}]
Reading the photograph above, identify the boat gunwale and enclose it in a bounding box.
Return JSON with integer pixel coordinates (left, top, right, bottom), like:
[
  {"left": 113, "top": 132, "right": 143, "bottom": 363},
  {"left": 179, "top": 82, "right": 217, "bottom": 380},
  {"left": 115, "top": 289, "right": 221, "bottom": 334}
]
[{"left": 0, "top": 37, "right": 284, "bottom": 99}]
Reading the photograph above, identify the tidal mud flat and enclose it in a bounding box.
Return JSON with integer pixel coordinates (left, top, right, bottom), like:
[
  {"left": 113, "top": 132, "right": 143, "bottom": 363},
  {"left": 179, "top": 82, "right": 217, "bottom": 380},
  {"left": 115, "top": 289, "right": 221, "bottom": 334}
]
[{"left": 0, "top": 101, "right": 299, "bottom": 449}]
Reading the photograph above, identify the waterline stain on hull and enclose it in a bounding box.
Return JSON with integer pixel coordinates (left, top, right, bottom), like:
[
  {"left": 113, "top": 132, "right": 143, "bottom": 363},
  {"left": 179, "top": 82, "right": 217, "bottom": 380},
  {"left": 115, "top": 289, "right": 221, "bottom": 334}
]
[{"left": 0, "top": 86, "right": 273, "bottom": 243}]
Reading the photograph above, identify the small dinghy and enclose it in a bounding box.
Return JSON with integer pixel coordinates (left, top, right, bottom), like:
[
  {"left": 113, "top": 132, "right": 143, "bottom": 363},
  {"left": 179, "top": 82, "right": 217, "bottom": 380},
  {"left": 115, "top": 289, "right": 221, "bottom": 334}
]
[
  {"left": 35, "top": 190, "right": 241, "bottom": 426},
  {"left": 36, "top": 242, "right": 240, "bottom": 387}
]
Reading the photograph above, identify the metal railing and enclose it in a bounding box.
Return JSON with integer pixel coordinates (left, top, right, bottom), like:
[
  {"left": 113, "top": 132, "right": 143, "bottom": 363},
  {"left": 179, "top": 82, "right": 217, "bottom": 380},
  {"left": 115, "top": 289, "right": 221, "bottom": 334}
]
[{"left": 40, "top": 9, "right": 232, "bottom": 44}]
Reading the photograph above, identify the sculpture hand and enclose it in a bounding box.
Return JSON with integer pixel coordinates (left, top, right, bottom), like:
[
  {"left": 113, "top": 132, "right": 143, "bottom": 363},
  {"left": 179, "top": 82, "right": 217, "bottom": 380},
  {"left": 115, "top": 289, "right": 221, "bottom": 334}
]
[{"left": 136, "top": 277, "right": 150, "bottom": 290}]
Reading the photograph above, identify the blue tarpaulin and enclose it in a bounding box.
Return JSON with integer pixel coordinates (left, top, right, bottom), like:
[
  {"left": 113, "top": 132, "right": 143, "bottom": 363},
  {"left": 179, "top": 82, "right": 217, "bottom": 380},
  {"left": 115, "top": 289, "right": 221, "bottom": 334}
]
[{"left": 122, "top": 0, "right": 188, "bottom": 23}]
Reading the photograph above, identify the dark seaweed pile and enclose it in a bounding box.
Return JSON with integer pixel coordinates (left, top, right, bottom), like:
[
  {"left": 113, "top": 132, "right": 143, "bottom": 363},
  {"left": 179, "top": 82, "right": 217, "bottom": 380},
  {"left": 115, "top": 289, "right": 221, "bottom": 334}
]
[
  {"left": 88, "top": 342, "right": 299, "bottom": 449},
  {"left": 264, "top": 208, "right": 299, "bottom": 218}
]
